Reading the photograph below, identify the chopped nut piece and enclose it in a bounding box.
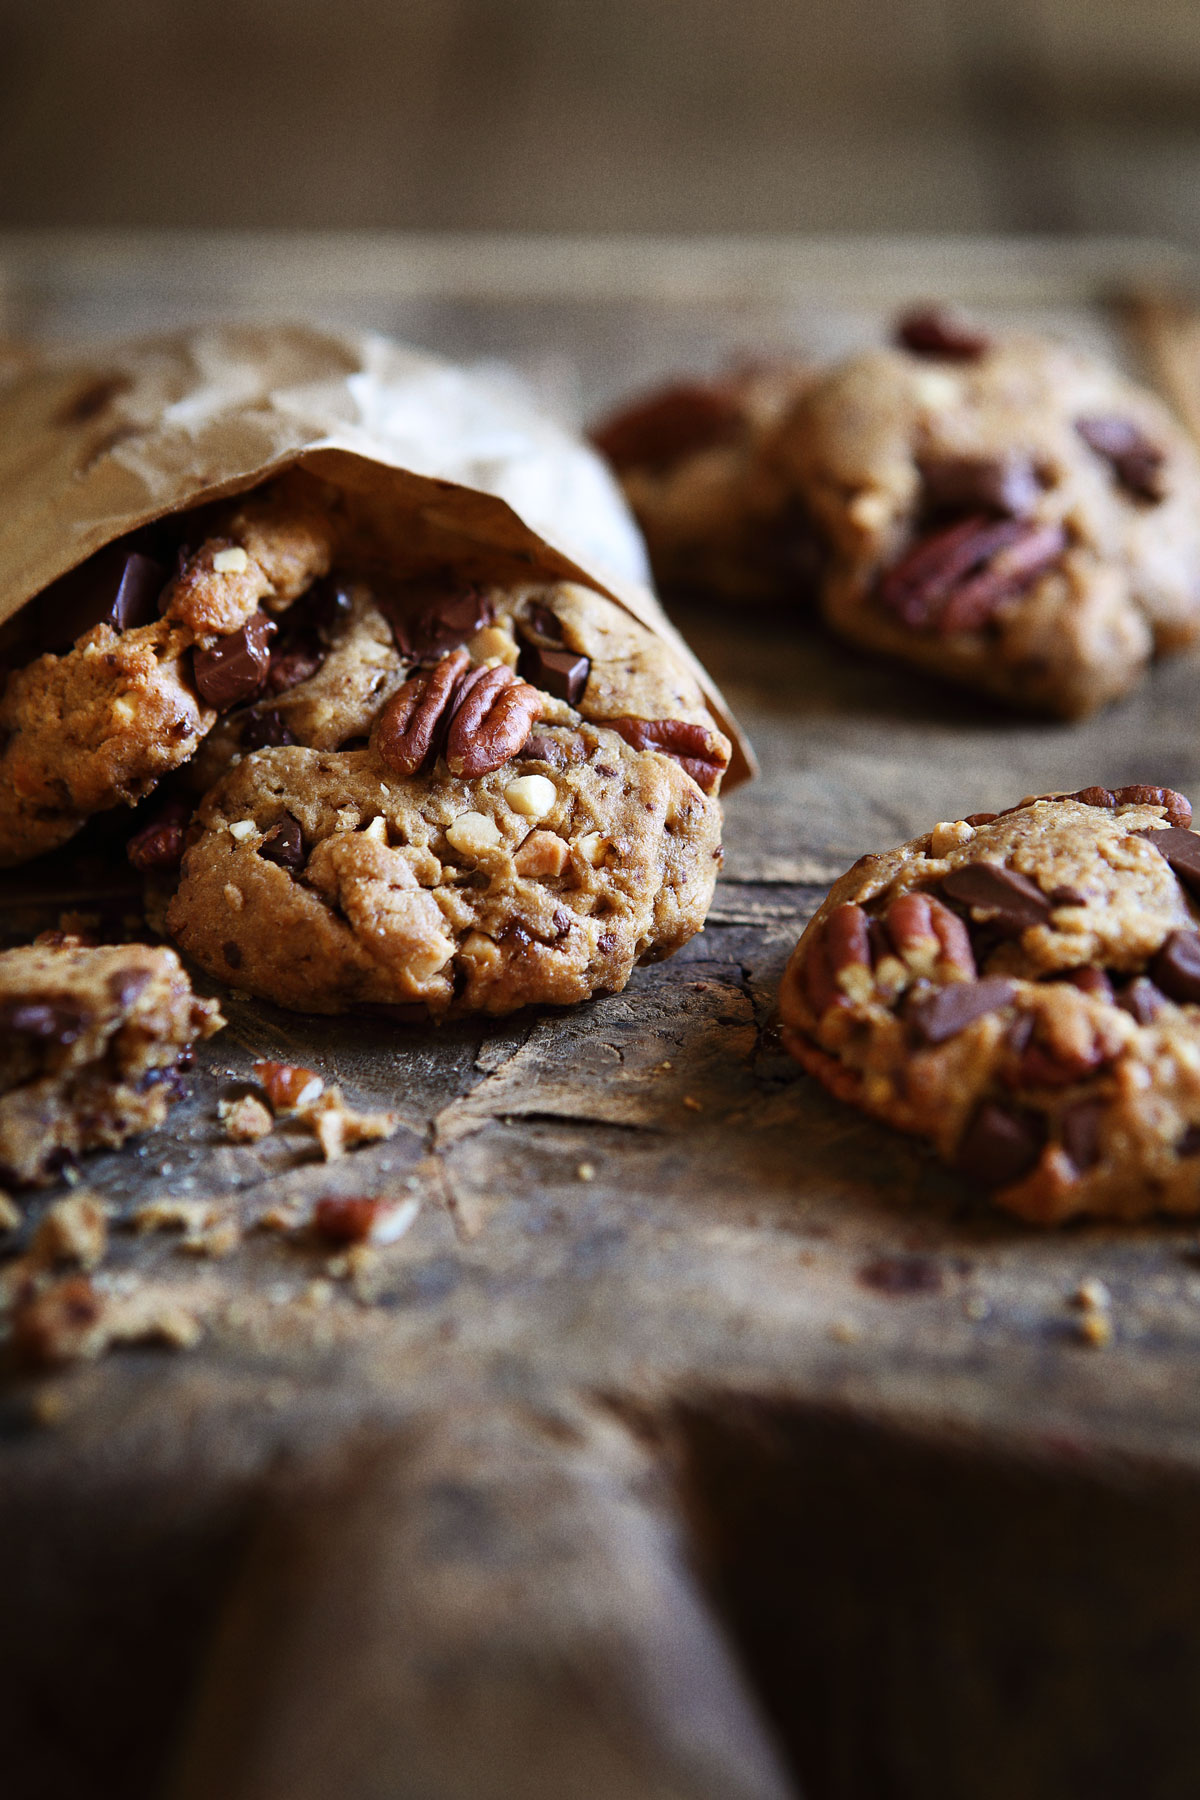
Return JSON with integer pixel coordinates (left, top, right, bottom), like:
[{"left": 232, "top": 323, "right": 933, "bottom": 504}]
[
  {"left": 576, "top": 1161, "right": 597, "bottom": 1182},
  {"left": 1072, "top": 1276, "right": 1112, "bottom": 1312},
  {"left": 577, "top": 832, "right": 609, "bottom": 867},
  {"left": 1077, "top": 1310, "right": 1113, "bottom": 1348},
  {"left": 218, "top": 1094, "right": 275, "bottom": 1143},
  {"left": 134, "top": 1198, "right": 216, "bottom": 1234},
  {"left": 32, "top": 1192, "right": 108, "bottom": 1269},
  {"left": 227, "top": 820, "right": 257, "bottom": 842},
  {"left": 682, "top": 1095, "right": 703, "bottom": 1112},
  {"left": 513, "top": 830, "right": 568, "bottom": 878},
  {"left": 253, "top": 1059, "right": 325, "bottom": 1113},
  {"left": 298, "top": 1086, "right": 400, "bottom": 1161},
  {"left": 178, "top": 1218, "right": 241, "bottom": 1258},
  {"left": 504, "top": 774, "right": 557, "bottom": 818},
  {"left": 312, "top": 1193, "right": 418, "bottom": 1246},
  {"left": 445, "top": 811, "right": 501, "bottom": 857},
  {"left": 0, "top": 1191, "right": 20, "bottom": 1232},
  {"left": 212, "top": 546, "right": 250, "bottom": 575}
]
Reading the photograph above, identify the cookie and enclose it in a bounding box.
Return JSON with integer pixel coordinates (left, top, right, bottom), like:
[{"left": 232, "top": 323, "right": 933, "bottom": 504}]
[
  {"left": 166, "top": 579, "right": 730, "bottom": 1017},
  {"left": 591, "top": 365, "right": 820, "bottom": 603},
  {"left": 0, "top": 935, "right": 224, "bottom": 1187},
  {"left": 776, "top": 313, "right": 1200, "bottom": 717},
  {"left": 777, "top": 784, "right": 1200, "bottom": 1223},
  {"left": 0, "top": 471, "right": 332, "bottom": 867}
]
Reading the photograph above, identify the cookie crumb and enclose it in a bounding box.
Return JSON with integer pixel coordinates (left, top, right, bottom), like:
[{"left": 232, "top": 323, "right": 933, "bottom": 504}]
[
  {"left": 1077, "top": 1310, "right": 1113, "bottom": 1348},
  {"left": 33, "top": 1192, "right": 108, "bottom": 1269},
  {"left": 219, "top": 1094, "right": 275, "bottom": 1144},
  {"left": 1072, "top": 1276, "right": 1112, "bottom": 1312},
  {"left": 0, "top": 1192, "right": 21, "bottom": 1232},
  {"left": 299, "top": 1087, "right": 399, "bottom": 1161},
  {"left": 682, "top": 1095, "right": 703, "bottom": 1112},
  {"left": 576, "top": 1161, "right": 597, "bottom": 1182},
  {"left": 830, "top": 1317, "right": 862, "bottom": 1343}
]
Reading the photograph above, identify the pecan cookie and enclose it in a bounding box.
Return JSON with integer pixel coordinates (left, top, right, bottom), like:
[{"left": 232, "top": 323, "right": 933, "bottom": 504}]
[
  {"left": 0, "top": 471, "right": 333, "bottom": 867},
  {"left": 0, "top": 934, "right": 223, "bottom": 1187},
  {"left": 166, "top": 579, "right": 730, "bottom": 1017},
  {"left": 591, "top": 364, "right": 820, "bottom": 603},
  {"left": 778, "top": 785, "right": 1200, "bottom": 1223},
  {"left": 775, "top": 313, "right": 1200, "bottom": 717}
]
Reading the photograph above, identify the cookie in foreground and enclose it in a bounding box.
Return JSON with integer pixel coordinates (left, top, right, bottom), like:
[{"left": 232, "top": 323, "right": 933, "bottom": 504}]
[
  {"left": 166, "top": 579, "right": 729, "bottom": 1017},
  {"left": 778, "top": 785, "right": 1200, "bottom": 1223},
  {"left": 775, "top": 310, "right": 1200, "bottom": 718},
  {"left": 0, "top": 935, "right": 224, "bottom": 1188}
]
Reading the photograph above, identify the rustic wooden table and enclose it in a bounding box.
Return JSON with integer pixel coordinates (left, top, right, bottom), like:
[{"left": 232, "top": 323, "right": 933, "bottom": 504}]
[{"left": 4, "top": 236, "right": 1200, "bottom": 1800}]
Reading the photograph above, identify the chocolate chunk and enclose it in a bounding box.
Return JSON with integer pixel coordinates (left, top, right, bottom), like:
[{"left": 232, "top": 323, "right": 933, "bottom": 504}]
[
  {"left": 35, "top": 547, "right": 168, "bottom": 652},
  {"left": 956, "top": 1101, "right": 1047, "bottom": 1188},
  {"left": 1178, "top": 1125, "right": 1200, "bottom": 1157},
  {"left": 858, "top": 1254, "right": 943, "bottom": 1295},
  {"left": 590, "top": 381, "right": 745, "bottom": 470},
  {"left": 908, "top": 976, "right": 1016, "bottom": 1046},
  {"left": 192, "top": 614, "right": 276, "bottom": 710},
  {"left": 106, "top": 967, "right": 152, "bottom": 1008},
  {"left": 919, "top": 453, "right": 1041, "bottom": 520},
  {"left": 126, "top": 801, "right": 189, "bottom": 873},
  {"left": 383, "top": 583, "right": 494, "bottom": 659},
  {"left": 1151, "top": 930, "right": 1200, "bottom": 1004},
  {"left": 1060, "top": 1098, "right": 1106, "bottom": 1173},
  {"left": 895, "top": 307, "right": 991, "bottom": 361},
  {"left": 241, "top": 709, "right": 296, "bottom": 750},
  {"left": 521, "top": 731, "right": 568, "bottom": 769},
  {"left": 1135, "top": 825, "right": 1200, "bottom": 899},
  {"left": 1062, "top": 967, "right": 1113, "bottom": 1002},
  {"left": 0, "top": 999, "right": 88, "bottom": 1044},
  {"left": 265, "top": 647, "right": 323, "bottom": 695},
  {"left": 258, "top": 816, "right": 305, "bottom": 870},
  {"left": 522, "top": 603, "right": 564, "bottom": 644},
  {"left": 518, "top": 642, "right": 590, "bottom": 705},
  {"left": 1075, "top": 415, "right": 1166, "bottom": 502},
  {"left": 1116, "top": 976, "right": 1166, "bottom": 1025},
  {"left": 941, "top": 862, "right": 1051, "bottom": 933},
  {"left": 1051, "top": 887, "right": 1087, "bottom": 907},
  {"left": 222, "top": 941, "right": 243, "bottom": 969}
]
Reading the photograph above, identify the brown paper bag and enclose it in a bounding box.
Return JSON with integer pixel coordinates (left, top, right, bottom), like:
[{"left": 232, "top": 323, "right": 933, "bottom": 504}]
[{"left": 0, "top": 322, "right": 754, "bottom": 787}]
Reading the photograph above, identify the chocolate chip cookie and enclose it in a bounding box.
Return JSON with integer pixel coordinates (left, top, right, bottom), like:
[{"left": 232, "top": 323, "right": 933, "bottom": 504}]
[
  {"left": 776, "top": 313, "right": 1200, "bottom": 717},
  {"left": 166, "top": 579, "right": 730, "bottom": 1017},
  {"left": 591, "top": 365, "right": 820, "bottom": 603},
  {"left": 0, "top": 471, "right": 333, "bottom": 866},
  {"left": 0, "top": 935, "right": 224, "bottom": 1187},
  {"left": 778, "top": 785, "right": 1200, "bottom": 1223}
]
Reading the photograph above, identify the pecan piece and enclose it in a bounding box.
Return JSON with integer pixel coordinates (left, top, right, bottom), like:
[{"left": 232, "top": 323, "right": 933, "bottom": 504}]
[
  {"left": 590, "top": 381, "right": 744, "bottom": 471},
  {"left": 803, "top": 902, "right": 873, "bottom": 1014},
  {"left": 127, "top": 800, "right": 190, "bottom": 873},
  {"left": 373, "top": 647, "right": 471, "bottom": 777},
  {"left": 1075, "top": 415, "right": 1166, "bottom": 502},
  {"left": 254, "top": 1059, "right": 324, "bottom": 1111},
  {"left": 444, "top": 663, "right": 543, "bottom": 779},
  {"left": 605, "top": 717, "right": 731, "bottom": 794},
  {"left": 895, "top": 307, "right": 990, "bottom": 361},
  {"left": 880, "top": 516, "right": 1065, "bottom": 634}
]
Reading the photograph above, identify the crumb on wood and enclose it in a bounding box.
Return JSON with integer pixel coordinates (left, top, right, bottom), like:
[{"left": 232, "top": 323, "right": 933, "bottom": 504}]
[
  {"left": 311, "top": 1194, "right": 418, "bottom": 1247},
  {"left": 33, "top": 1193, "right": 108, "bottom": 1270},
  {"left": 253, "top": 1060, "right": 324, "bottom": 1113},
  {"left": 298, "top": 1086, "right": 399, "bottom": 1161},
  {"left": 219, "top": 1094, "right": 275, "bottom": 1144},
  {"left": 10, "top": 1275, "right": 205, "bottom": 1367},
  {"left": 1077, "top": 1310, "right": 1113, "bottom": 1349},
  {"left": 1072, "top": 1277, "right": 1112, "bottom": 1313}
]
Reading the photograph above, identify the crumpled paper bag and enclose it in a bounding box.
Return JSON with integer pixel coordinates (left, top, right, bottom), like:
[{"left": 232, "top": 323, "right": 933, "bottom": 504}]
[{"left": 0, "top": 322, "right": 754, "bottom": 785}]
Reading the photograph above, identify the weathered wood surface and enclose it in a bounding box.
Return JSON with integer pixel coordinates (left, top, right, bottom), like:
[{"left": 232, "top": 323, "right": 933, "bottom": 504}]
[{"left": 5, "top": 238, "right": 1200, "bottom": 1800}]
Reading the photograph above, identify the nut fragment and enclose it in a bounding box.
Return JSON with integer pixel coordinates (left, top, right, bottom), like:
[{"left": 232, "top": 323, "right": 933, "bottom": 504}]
[
  {"left": 896, "top": 306, "right": 991, "bottom": 361},
  {"left": 514, "top": 830, "right": 569, "bottom": 877},
  {"left": 605, "top": 716, "right": 731, "bottom": 794},
  {"left": 444, "top": 663, "right": 543, "bottom": 778},
  {"left": 218, "top": 1094, "right": 274, "bottom": 1143},
  {"left": 880, "top": 516, "right": 1066, "bottom": 634},
  {"left": 446, "top": 811, "right": 501, "bottom": 857},
  {"left": 127, "top": 802, "right": 190, "bottom": 873},
  {"left": 253, "top": 1059, "right": 325, "bottom": 1112},
  {"left": 504, "top": 774, "right": 557, "bottom": 819}
]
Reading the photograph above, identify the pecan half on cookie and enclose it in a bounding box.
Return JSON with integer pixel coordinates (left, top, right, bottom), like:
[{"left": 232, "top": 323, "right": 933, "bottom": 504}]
[
  {"left": 773, "top": 326, "right": 1200, "bottom": 717},
  {"left": 778, "top": 786, "right": 1200, "bottom": 1223}
]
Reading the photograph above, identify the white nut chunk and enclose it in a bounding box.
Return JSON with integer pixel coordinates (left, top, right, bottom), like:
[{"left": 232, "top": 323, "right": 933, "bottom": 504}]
[
  {"left": 446, "top": 811, "right": 501, "bottom": 857},
  {"left": 504, "top": 774, "right": 557, "bottom": 819},
  {"left": 514, "top": 830, "right": 568, "bottom": 878},
  {"left": 577, "top": 831, "right": 609, "bottom": 867},
  {"left": 212, "top": 546, "right": 250, "bottom": 575},
  {"left": 227, "top": 820, "right": 257, "bottom": 842}
]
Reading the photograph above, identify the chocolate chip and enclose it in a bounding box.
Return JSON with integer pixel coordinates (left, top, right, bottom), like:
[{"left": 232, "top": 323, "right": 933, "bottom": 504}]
[
  {"left": 1005, "top": 1012, "right": 1036, "bottom": 1055},
  {"left": 895, "top": 307, "right": 991, "bottom": 361},
  {"left": 106, "top": 968, "right": 152, "bottom": 1008},
  {"left": 908, "top": 976, "right": 1016, "bottom": 1046},
  {"left": 552, "top": 908, "right": 572, "bottom": 937},
  {"left": 34, "top": 547, "right": 168, "bottom": 653},
  {"left": 0, "top": 999, "right": 88, "bottom": 1043},
  {"left": 222, "top": 941, "right": 243, "bottom": 969},
  {"left": 518, "top": 642, "right": 590, "bottom": 705},
  {"left": 1062, "top": 967, "right": 1113, "bottom": 1002},
  {"left": 1060, "top": 1098, "right": 1106, "bottom": 1173},
  {"left": 1135, "top": 825, "right": 1200, "bottom": 899},
  {"left": 1075, "top": 416, "right": 1166, "bottom": 502},
  {"left": 597, "top": 931, "right": 618, "bottom": 956},
  {"left": 126, "top": 802, "right": 189, "bottom": 873},
  {"left": 941, "top": 863, "right": 1051, "bottom": 933},
  {"left": 956, "top": 1101, "right": 1046, "bottom": 1188},
  {"left": 258, "top": 816, "right": 304, "bottom": 870},
  {"left": 920, "top": 453, "right": 1040, "bottom": 520},
  {"left": 523, "top": 603, "right": 564, "bottom": 644},
  {"left": 1151, "top": 930, "right": 1200, "bottom": 1004},
  {"left": 1116, "top": 976, "right": 1166, "bottom": 1024},
  {"left": 384, "top": 584, "right": 494, "bottom": 659},
  {"left": 241, "top": 709, "right": 296, "bottom": 750},
  {"left": 1178, "top": 1125, "right": 1200, "bottom": 1157},
  {"left": 858, "top": 1254, "right": 943, "bottom": 1295},
  {"left": 1051, "top": 887, "right": 1087, "bottom": 907},
  {"left": 192, "top": 614, "right": 276, "bottom": 710},
  {"left": 265, "top": 647, "right": 323, "bottom": 695}
]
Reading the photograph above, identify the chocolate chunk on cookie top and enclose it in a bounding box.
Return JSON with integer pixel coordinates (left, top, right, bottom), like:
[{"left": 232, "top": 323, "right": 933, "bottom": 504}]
[
  {"left": 0, "top": 936, "right": 223, "bottom": 1187},
  {"left": 778, "top": 786, "right": 1200, "bottom": 1223},
  {"left": 775, "top": 330, "right": 1200, "bottom": 717},
  {"left": 165, "top": 579, "right": 731, "bottom": 1019}
]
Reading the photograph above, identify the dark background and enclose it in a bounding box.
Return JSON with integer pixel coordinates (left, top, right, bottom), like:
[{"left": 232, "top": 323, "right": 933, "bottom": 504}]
[{"left": 1, "top": 0, "right": 1198, "bottom": 241}]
